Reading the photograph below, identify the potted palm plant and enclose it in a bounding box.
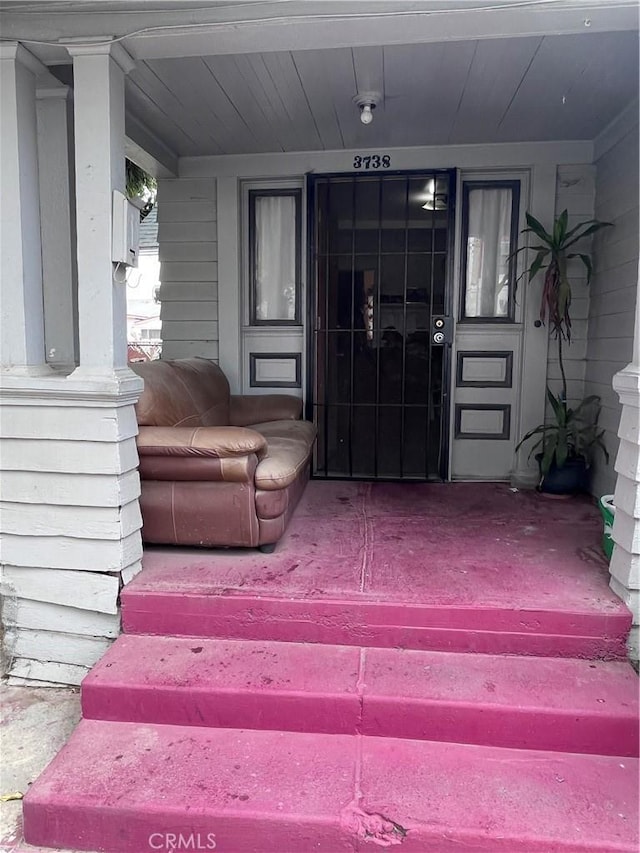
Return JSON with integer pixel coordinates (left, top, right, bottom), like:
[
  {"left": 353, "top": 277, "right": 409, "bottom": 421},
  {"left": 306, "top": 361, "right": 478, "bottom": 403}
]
[
  {"left": 514, "top": 210, "right": 612, "bottom": 494},
  {"left": 517, "top": 388, "right": 608, "bottom": 494}
]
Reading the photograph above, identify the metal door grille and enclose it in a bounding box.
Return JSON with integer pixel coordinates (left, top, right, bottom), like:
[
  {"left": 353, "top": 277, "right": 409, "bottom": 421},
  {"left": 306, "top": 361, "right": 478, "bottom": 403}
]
[{"left": 308, "top": 171, "right": 455, "bottom": 481}]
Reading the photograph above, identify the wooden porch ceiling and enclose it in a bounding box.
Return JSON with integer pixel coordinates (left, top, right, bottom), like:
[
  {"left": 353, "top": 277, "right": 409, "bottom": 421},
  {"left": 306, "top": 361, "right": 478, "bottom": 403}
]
[{"left": 121, "top": 30, "right": 639, "bottom": 157}]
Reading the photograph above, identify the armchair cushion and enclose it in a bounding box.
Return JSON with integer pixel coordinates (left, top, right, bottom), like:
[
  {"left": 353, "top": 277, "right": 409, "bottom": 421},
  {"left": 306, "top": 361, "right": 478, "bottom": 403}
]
[{"left": 132, "top": 358, "right": 231, "bottom": 427}]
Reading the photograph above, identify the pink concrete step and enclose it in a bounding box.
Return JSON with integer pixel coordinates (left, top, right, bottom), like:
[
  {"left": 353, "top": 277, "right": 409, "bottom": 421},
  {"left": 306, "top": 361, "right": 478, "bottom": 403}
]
[
  {"left": 23, "top": 720, "right": 639, "bottom": 853},
  {"left": 82, "top": 634, "right": 639, "bottom": 757},
  {"left": 122, "top": 581, "right": 631, "bottom": 659},
  {"left": 128, "top": 484, "right": 632, "bottom": 662}
]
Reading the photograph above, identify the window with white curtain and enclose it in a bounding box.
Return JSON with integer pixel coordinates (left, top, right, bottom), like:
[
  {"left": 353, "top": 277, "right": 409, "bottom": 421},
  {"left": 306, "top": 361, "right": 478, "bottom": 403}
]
[
  {"left": 460, "top": 182, "right": 519, "bottom": 321},
  {"left": 249, "top": 190, "right": 301, "bottom": 324}
]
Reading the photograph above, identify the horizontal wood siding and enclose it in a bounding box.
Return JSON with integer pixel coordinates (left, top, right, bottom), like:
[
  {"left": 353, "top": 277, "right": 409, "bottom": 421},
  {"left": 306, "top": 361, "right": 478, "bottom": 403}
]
[
  {"left": 586, "top": 115, "right": 640, "bottom": 498},
  {"left": 0, "top": 395, "right": 142, "bottom": 685},
  {"left": 157, "top": 178, "right": 219, "bottom": 361}
]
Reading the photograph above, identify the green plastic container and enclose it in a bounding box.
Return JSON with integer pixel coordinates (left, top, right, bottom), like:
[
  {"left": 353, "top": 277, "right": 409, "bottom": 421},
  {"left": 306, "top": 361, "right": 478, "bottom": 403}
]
[{"left": 599, "top": 495, "right": 615, "bottom": 560}]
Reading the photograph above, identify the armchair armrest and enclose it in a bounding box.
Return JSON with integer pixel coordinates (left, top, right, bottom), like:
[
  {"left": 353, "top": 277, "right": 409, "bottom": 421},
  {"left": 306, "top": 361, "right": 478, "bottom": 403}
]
[
  {"left": 137, "top": 426, "right": 267, "bottom": 484},
  {"left": 230, "top": 394, "right": 302, "bottom": 427},
  {"left": 137, "top": 426, "right": 267, "bottom": 458}
]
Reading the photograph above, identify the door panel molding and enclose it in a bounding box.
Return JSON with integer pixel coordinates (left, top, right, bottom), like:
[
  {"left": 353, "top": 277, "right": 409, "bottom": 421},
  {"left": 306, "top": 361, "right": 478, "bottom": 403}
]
[
  {"left": 454, "top": 403, "right": 511, "bottom": 440},
  {"left": 456, "top": 350, "right": 513, "bottom": 388},
  {"left": 249, "top": 352, "right": 301, "bottom": 388}
]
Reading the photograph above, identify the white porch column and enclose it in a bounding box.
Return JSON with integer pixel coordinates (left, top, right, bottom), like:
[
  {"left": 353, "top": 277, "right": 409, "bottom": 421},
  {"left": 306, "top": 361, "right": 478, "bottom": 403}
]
[
  {"left": 0, "top": 43, "right": 50, "bottom": 375},
  {"left": 36, "top": 85, "right": 78, "bottom": 372},
  {"left": 67, "top": 41, "right": 135, "bottom": 379},
  {"left": 609, "top": 258, "right": 640, "bottom": 662},
  {"left": 0, "top": 41, "right": 145, "bottom": 687}
]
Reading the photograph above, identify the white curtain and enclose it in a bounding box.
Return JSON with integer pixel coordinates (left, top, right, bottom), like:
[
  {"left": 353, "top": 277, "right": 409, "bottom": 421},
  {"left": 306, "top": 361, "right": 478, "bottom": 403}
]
[
  {"left": 464, "top": 188, "right": 512, "bottom": 318},
  {"left": 254, "top": 195, "right": 297, "bottom": 321}
]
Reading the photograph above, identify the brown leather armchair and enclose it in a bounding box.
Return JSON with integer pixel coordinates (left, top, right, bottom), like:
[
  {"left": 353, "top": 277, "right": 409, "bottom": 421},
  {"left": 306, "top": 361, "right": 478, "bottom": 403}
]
[{"left": 130, "top": 358, "right": 315, "bottom": 551}]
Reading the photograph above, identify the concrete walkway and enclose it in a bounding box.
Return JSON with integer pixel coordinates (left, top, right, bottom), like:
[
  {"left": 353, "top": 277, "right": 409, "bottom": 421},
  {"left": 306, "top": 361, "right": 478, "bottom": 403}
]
[{"left": 1, "top": 684, "right": 81, "bottom": 853}]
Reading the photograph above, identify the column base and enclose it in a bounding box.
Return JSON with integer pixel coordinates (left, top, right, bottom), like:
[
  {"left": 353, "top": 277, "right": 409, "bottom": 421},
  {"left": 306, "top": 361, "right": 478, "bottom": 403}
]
[
  {"left": 67, "top": 365, "right": 144, "bottom": 397},
  {"left": 609, "top": 362, "right": 640, "bottom": 664},
  {"left": 1, "top": 378, "right": 143, "bottom": 685}
]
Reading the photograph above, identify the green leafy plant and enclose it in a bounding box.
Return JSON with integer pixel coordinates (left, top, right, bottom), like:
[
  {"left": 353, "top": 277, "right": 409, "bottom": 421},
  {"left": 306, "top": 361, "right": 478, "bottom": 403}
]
[
  {"left": 513, "top": 209, "right": 612, "bottom": 398},
  {"left": 513, "top": 210, "right": 612, "bottom": 483},
  {"left": 516, "top": 388, "right": 609, "bottom": 476},
  {"left": 125, "top": 159, "right": 156, "bottom": 220}
]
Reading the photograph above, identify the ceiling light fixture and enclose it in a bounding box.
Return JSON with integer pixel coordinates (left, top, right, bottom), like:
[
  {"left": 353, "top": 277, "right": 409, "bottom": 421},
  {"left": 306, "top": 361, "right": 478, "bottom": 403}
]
[
  {"left": 421, "top": 195, "right": 448, "bottom": 211},
  {"left": 420, "top": 179, "right": 448, "bottom": 211},
  {"left": 354, "top": 92, "right": 380, "bottom": 126},
  {"left": 360, "top": 103, "right": 374, "bottom": 125}
]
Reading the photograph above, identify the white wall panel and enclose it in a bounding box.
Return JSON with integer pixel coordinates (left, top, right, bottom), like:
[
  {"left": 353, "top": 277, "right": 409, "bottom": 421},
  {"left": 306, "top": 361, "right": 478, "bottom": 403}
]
[
  {"left": 586, "top": 113, "right": 639, "bottom": 498},
  {"left": 6, "top": 598, "right": 120, "bottom": 638},
  {"left": 1, "top": 404, "right": 138, "bottom": 442},
  {"left": 157, "top": 177, "right": 219, "bottom": 362},
  {"left": 159, "top": 242, "right": 217, "bottom": 263},
  {"left": 2, "top": 530, "right": 141, "bottom": 572},
  {"left": 160, "top": 282, "right": 218, "bottom": 302},
  {"left": 9, "top": 658, "right": 89, "bottom": 686},
  {"left": 10, "top": 628, "right": 111, "bottom": 668},
  {"left": 157, "top": 201, "right": 216, "bottom": 222},
  {"left": 1, "top": 566, "right": 119, "bottom": 614},
  {"left": 0, "top": 469, "right": 140, "bottom": 507},
  {"left": 161, "top": 340, "right": 219, "bottom": 360},
  {"left": 161, "top": 301, "right": 218, "bottom": 322},
  {"left": 1, "top": 500, "right": 141, "bottom": 540},
  {"left": 1, "top": 437, "right": 139, "bottom": 474},
  {"left": 158, "top": 221, "right": 215, "bottom": 243}
]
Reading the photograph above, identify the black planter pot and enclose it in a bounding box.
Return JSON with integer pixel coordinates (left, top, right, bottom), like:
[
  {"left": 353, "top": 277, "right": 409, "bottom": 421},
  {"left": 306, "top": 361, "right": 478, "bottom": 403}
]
[{"left": 536, "top": 453, "right": 588, "bottom": 495}]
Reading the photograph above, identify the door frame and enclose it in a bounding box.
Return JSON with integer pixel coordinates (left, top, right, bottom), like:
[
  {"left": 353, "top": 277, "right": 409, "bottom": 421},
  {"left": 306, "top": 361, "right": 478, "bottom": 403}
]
[{"left": 305, "top": 168, "right": 457, "bottom": 481}]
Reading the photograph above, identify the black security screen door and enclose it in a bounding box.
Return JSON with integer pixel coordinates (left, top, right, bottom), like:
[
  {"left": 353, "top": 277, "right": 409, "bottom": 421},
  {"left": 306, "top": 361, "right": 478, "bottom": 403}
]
[{"left": 308, "top": 171, "right": 455, "bottom": 480}]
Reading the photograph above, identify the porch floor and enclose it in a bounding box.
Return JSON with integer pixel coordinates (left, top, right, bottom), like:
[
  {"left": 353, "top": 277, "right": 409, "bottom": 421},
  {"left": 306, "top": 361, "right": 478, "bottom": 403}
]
[{"left": 131, "top": 481, "right": 630, "bottom": 658}]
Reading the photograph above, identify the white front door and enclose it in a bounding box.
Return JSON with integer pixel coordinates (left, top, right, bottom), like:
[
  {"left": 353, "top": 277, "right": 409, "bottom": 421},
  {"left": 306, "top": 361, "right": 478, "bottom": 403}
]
[{"left": 451, "top": 173, "right": 528, "bottom": 480}]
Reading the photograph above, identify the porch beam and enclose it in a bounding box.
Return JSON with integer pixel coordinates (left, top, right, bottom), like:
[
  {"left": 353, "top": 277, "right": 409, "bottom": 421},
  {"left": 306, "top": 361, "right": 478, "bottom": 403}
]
[
  {"left": 125, "top": 3, "right": 640, "bottom": 61},
  {"left": 0, "top": 2, "right": 637, "bottom": 63},
  {"left": 125, "top": 113, "right": 178, "bottom": 180},
  {"left": 0, "top": 43, "right": 50, "bottom": 375}
]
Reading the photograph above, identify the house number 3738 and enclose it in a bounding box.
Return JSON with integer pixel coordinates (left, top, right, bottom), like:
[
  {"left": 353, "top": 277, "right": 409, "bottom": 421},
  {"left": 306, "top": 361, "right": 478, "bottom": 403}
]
[{"left": 353, "top": 154, "right": 391, "bottom": 169}]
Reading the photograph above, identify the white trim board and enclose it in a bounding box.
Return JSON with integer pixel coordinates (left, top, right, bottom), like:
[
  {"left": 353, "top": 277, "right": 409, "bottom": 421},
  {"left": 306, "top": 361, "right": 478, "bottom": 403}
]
[{"left": 180, "top": 141, "right": 594, "bottom": 178}]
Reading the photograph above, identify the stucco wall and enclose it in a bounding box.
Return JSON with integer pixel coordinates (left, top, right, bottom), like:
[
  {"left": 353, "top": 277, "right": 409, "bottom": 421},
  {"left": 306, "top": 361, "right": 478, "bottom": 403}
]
[
  {"left": 157, "top": 177, "right": 219, "bottom": 361},
  {"left": 585, "top": 111, "right": 639, "bottom": 498}
]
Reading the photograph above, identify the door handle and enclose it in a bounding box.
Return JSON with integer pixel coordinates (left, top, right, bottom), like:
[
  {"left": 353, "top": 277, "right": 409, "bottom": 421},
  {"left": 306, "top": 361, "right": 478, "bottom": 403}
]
[{"left": 432, "top": 316, "right": 452, "bottom": 345}]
